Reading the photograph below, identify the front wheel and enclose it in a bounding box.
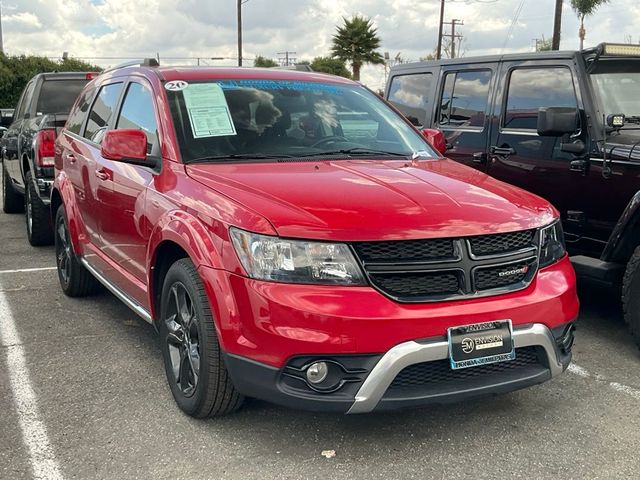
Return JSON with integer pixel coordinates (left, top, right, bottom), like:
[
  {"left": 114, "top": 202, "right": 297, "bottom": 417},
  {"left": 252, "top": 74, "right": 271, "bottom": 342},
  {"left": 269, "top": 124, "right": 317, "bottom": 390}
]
[
  {"left": 159, "top": 258, "right": 243, "bottom": 418},
  {"left": 622, "top": 245, "right": 640, "bottom": 349}
]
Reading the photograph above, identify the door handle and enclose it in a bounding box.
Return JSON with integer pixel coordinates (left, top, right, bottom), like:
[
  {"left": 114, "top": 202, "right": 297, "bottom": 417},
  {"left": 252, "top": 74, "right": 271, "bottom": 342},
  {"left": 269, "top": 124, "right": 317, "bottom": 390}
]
[
  {"left": 489, "top": 146, "right": 516, "bottom": 156},
  {"left": 66, "top": 153, "right": 76, "bottom": 164},
  {"left": 95, "top": 169, "right": 110, "bottom": 181},
  {"left": 472, "top": 152, "right": 488, "bottom": 164}
]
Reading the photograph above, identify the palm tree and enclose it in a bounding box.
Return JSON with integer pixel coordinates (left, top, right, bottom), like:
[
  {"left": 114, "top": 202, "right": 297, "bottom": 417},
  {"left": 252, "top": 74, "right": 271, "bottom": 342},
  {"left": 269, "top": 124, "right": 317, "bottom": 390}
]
[
  {"left": 331, "top": 16, "right": 384, "bottom": 81},
  {"left": 570, "top": 0, "right": 609, "bottom": 50}
]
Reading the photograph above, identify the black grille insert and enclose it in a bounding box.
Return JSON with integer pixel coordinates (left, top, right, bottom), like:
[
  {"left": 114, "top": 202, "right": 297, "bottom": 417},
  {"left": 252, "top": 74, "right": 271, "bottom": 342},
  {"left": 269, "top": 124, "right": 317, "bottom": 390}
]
[
  {"left": 369, "top": 271, "right": 461, "bottom": 299},
  {"left": 352, "top": 238, "right": 455, "bottom": 264},
  {"left": 468, "top": 230, "right": 535, "bottom": 257},
  {"left": 474, "top": 260, "right": 536, "bottom": 291},
  {"left": 390, "top": 346, "right": 541, "bottom": 389}
]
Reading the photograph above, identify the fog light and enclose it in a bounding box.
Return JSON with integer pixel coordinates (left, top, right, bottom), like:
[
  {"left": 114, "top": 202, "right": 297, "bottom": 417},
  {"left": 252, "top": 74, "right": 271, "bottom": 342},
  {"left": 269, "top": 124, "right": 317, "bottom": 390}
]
[{"left": 306, "top": 362, "right": 329, "bottom": 384}]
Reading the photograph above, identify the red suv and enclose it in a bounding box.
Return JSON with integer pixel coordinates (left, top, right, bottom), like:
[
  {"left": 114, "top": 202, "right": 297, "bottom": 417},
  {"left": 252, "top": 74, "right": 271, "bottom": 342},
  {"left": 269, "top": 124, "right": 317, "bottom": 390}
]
[{"left": 52, "top": 61, "right": 579, "bottom": 417}]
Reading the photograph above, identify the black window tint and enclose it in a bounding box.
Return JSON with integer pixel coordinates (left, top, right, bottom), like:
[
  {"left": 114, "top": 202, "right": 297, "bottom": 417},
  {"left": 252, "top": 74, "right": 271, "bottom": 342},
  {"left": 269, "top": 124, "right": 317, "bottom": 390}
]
[
  {"left": 16, "top": 81, "right": 36, "bottom": 119},
  {"left": 84, "top": 83, "right": 123, "bottom": 144},
  {"left": 36, "top": 80, "right": 89, "bottom": 115},
  {"left": 116, "top": 83, "right": 159, "bottom": 154},
  {"left": 504, "top": 68, "right": 577, "bottom": 130},
  {"left": 439, "top": 70, "right": 491, "bottom": 128},
  {"left": 66, "top": 88, "right": 95, "bottom": 135},
  {"left": 387, "top": 73, "right": 432, "bottom": 126}
]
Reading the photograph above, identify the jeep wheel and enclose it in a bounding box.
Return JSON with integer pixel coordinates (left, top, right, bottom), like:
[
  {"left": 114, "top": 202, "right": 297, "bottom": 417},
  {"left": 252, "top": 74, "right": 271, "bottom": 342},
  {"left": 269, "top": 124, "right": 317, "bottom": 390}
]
[
  {"left": 25, "top": 171, "right": 54, "bottom": 246},
  {"left": 159, "top": 258, "right": 243, "bottom": 418},
  {"left": 2, "top": 160, "right": 24, "bottom": 214},
  {"left": 622, "top": 245, "right": 640, "bottom": 349},
  {"left": 54, "top": 204, "right": 100, "bottom": 297}
]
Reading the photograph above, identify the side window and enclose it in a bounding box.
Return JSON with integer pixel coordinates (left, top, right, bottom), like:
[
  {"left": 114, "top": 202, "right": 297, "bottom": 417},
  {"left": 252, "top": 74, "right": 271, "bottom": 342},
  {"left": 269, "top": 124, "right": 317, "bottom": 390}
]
[
  {"left": 115, "top": 82, "right": 160, "bottom": 155},
  {"left": 15, "top": 81, "right": 36, "bottom": 119},
  {"left": 66, "top": 88, "right": 96, "bottom": 135},
  {"left": 438, "top": 70, "right": 492, "bottom": 128},
  {"left": 387, "top": 73, "right": 433, "bottom": 127},
  {"left": 84, "top": 82, "right": 123, "bottom": 144},
  {"left": 504, "top": 67, "right": 577, "bottom": 130}
]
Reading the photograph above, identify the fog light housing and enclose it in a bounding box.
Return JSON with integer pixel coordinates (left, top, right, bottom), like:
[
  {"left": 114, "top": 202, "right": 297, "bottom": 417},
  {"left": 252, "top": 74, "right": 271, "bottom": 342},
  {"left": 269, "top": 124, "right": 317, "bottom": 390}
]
[{"left": 306, "top": 362, "right": 329, "bottom": 385}]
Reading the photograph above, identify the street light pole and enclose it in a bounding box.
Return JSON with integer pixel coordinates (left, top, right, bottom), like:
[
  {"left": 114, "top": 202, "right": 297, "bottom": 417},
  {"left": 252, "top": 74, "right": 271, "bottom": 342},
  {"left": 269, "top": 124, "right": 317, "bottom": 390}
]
[
  {"left": 237, "top": 0, "right": 243, "bottom": 66},
  {"left": 436, "top": 0, "right": 445, "bottom": 60}
]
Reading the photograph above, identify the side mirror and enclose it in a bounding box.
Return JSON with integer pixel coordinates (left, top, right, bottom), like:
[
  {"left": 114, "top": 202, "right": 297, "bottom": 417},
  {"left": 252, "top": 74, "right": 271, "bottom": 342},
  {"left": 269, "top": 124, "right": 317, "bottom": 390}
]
[
  {"left": 421, "top": 128, "right": 448, "bottom": 156},
  {"left": 537, "top": 107, "right": 578, "bottom": 137},
  {"left": 101, "top": 129, "right": 154, "bottom": 167}
]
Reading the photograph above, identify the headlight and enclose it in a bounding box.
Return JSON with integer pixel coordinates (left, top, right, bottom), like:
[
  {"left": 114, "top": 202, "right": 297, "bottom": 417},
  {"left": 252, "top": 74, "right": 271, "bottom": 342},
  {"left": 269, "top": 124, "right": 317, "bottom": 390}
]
[
  {"left": 539, "top": 221, "right": 566, "bottom": 268},
  {"left": 230, "top": 228, "right": 366, "bottom": 285}
]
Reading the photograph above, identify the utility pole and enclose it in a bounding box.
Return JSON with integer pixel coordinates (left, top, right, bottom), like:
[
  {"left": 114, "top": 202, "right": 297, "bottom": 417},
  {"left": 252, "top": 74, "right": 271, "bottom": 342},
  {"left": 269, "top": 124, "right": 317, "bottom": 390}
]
[
  {"left": 552, "top": 0, "right": 562, "bottom": 50},
  {"left": 0, "top": 2, "right": 4, "bottom": 55},
  {"left": 442, "top": 19, "right": 464, "bottom": 59},
  {"left": 277, "top": 51, "right": 296, "bottom": 66},
  {"left": 436, "top": 0, "right": 445, "bottom": 60},
  {"left": 237, "top": 0, "right": 243, "bottom": 66}
]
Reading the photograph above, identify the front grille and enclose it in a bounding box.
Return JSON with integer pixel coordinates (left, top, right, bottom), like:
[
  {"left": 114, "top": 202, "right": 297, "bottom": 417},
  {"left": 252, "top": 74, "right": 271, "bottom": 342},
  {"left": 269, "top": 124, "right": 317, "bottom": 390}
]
[
  {"left": 369, "top": 272, "right": 461, "bottom": 298},
  {"left": 351, "top": 229, "right": 539, "bottom": 302},
  {"left": 352, "top": 238, "right": 455, "bottom": 263},
  {"left": 469, "top": 230, "right": 535, "bottom": 257},
  {"left": 390, "top": 346, "right": 540, "bottom": 389},
  {"left": 474, "top": 260, "right": 536, "bottom": 291}
]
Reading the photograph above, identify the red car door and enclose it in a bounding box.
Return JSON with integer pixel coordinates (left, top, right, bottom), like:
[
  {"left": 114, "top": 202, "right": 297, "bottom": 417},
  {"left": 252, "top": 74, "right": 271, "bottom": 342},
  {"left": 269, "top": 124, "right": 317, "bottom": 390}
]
[{"left": 95, "top": 79, "right": 161, "bottom": 306}]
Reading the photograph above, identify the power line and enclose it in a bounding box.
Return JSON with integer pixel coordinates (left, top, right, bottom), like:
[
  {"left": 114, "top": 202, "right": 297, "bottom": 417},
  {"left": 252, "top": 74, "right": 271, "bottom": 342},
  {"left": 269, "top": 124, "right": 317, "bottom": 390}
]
[{"left": 501, "top": 0, "right": 526, "bottom": 53}]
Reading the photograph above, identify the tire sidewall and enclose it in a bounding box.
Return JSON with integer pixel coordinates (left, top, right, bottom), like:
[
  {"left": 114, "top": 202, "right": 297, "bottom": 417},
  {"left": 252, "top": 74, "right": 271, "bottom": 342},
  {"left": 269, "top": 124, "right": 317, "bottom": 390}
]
[
  {"left": 54, "top": 205, "right": 72, "bottom": 292},
  {"left": 25, "top": 172, "right": 33, "bottom": 240},
  {"left": 159, "top": 262, "right": 213, "bottom": 416},
  {"left": 624, "top": 253, "right": 640, "bottom": 334}
]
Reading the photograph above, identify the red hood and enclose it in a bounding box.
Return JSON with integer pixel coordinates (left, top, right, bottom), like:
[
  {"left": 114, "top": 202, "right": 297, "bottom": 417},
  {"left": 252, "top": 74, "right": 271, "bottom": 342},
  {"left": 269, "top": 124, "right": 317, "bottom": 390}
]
[{"left": 185, "top": 159, "right": 557, "bottom": 241}]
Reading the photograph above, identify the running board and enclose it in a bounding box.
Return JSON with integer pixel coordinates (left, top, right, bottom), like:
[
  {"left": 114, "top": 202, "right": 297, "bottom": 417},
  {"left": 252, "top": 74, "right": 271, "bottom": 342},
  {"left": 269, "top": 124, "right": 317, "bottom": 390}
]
[{"left": 79, "top": 258, "right": 153, "bottom": 324}]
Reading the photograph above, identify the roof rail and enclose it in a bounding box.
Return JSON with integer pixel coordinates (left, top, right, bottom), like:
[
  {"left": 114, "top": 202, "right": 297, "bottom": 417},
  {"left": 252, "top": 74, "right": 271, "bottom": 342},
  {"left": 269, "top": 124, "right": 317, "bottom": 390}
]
[{"left": 101, "top": 58, "right": 160, "bottom": 75}]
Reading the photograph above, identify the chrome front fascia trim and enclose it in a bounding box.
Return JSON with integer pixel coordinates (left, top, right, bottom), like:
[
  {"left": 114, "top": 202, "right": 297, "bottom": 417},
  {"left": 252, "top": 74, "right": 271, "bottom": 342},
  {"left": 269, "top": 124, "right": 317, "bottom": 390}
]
[
  {"left": 347, "top": 323, "right": 564, "bottom": 414},
  {"left": 79, "top": 258, "right": 153, "bottom": 324}
]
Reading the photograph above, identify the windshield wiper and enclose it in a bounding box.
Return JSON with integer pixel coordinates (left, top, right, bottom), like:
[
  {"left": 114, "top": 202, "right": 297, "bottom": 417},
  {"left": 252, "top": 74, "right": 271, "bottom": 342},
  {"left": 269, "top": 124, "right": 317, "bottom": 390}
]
[
  {"left": 295, "top": 147, "right": 410, "bottom": 158},
  {"left": 186, "top": 153, "right": 297, "bottom": 163}
]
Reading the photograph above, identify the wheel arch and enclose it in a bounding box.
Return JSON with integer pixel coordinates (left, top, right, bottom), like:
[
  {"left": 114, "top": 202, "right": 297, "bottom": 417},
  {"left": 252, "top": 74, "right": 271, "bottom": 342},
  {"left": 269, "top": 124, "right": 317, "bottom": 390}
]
[
  {"left": 50, "top": 174, "right": 84, "bottom": 255},
  {"left": 601, "top": 190, "right": 640, "bottom": 265}
]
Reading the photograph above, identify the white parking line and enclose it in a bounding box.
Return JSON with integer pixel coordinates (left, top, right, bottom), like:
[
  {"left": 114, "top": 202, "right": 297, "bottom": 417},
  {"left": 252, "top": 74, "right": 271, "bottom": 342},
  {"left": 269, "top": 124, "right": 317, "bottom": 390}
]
[
  {"left": 0, "top": 290, "right": 64, "bottom": 480},
  {"left": 0, "top": 267, "right": 57, "bottom": 275},
  {"left": 569, "top": 362, "right": 640, "bottom": 401}
]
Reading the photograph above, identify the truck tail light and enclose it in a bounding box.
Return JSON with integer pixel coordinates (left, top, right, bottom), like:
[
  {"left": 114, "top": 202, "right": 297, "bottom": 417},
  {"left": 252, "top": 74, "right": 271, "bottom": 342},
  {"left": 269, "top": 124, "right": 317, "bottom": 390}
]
[
  {"left": 86, "top": 72, "right": 97, "bottom": 80},
  {"left": 35, "top": 129, "right": 56, "bottom": 167}
]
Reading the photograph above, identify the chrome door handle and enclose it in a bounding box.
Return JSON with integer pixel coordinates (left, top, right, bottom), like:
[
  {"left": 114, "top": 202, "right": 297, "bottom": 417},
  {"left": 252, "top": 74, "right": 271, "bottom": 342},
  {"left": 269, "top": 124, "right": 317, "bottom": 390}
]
[
  {"left": 95, "top": 169, "right": 109, "bottom": 181},
  {"left": 66, "top": 153, "right": 76, "bottom": 164}
]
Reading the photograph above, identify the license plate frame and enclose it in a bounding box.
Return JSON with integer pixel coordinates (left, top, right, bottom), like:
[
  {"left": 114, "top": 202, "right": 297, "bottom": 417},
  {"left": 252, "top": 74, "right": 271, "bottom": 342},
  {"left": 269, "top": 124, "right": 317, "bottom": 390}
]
[{"left": 447, "top": 320, "right": 515, "bottom": 370}]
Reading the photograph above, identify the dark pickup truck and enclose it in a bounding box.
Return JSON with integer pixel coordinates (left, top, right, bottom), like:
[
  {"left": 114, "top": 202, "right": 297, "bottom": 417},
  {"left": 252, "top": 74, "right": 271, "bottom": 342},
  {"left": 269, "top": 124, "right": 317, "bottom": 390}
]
[
  {"left": 385, "top": 42, "right": 640, "bottom": 346},
  {"left": 1, "top": 72, "right": 94, "bottom": 245}
]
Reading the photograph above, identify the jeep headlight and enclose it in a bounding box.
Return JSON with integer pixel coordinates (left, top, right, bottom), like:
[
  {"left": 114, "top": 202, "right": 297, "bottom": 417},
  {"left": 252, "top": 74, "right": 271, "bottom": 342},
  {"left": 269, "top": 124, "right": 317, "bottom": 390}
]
[
  {"left": 539, "top": 221, "right": 566, "bottom": 268},
  {"left": 230, "top": 228, "right": 366, "bottom": 285}
]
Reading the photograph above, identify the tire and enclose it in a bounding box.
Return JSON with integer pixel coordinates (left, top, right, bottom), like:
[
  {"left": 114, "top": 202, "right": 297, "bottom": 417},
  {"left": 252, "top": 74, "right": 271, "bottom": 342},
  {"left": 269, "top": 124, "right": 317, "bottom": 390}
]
[
  {"left": 158, "top": 258, "right": 243, "bottom": 418},
  {"left": 622, "top": 245, "right": 640, "bottom": 349},
  {"left": 54, "top": 204, "right": 100, "bottom": 297},
  {"left": 2, "top": 160, "right": 24, "bottom": 214},
  {"left": 25, "top": 171, "right": 54, "bottom": 246}
]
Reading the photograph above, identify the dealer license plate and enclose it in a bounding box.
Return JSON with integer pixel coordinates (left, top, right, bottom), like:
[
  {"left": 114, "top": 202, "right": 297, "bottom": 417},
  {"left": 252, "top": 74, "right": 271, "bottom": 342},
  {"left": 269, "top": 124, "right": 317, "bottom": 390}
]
[{"left": 447, "top": 320, "right": 515, "bottom": 370}]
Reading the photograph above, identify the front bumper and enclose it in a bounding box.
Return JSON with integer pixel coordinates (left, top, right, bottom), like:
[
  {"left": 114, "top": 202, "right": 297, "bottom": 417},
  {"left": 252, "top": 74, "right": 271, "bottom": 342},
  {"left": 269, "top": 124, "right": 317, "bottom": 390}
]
[{"left": 223, "top": 322, "right": 574, "bottom": 413}]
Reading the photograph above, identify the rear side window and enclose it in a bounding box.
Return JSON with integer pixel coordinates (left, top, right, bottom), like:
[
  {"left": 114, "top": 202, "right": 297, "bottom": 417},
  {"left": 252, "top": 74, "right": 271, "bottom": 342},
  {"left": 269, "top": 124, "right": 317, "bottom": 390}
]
[
  {"left": 116, "top": 82, "right": 159, "bottom": 155},
  {"left": 84, "top": 83, "right": 123, "bottom": 144},
  {"left": 438, "top": 70, "right": 491, "bottom": 128},
  {"left": 504, "top": 67, "right": 577, "bottom": 130},
  {"left": 66, "top": 88, "right": 95, "bottom": 135},
  {"left": 36, "top": 80, "right": 88, "bottom": 115},
  {"left": 387, "top": 73, "right": 433, "bottom": 126},
  {"left": 15, "top": 81, "right": 36, "bottom": 119}
]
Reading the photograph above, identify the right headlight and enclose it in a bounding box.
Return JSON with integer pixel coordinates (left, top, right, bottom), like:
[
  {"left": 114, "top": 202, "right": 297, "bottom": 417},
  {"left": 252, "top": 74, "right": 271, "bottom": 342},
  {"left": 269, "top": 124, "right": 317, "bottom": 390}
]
[{"left": 539, "top": 220, "right": 566, "bottom": 268}]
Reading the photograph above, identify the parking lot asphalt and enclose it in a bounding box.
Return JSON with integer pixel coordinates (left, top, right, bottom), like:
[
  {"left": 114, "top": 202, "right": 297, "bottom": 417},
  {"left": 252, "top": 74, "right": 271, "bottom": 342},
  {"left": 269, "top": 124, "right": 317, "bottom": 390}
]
[{"left": 1, "top": 179, "right": 640, "bottom": 480}]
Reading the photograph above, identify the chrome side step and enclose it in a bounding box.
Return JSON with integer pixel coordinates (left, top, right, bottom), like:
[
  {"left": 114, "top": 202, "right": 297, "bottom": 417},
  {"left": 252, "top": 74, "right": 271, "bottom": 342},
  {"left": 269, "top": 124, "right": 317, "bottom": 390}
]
[{"left": 79, "top": 258, "right": 153, "bottom": 324}]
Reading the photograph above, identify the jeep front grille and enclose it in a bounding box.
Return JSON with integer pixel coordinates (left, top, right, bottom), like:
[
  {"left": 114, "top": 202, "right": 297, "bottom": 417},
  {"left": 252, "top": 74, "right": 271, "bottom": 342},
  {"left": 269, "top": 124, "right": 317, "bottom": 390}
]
[{"left": 351, "top": 229, "right": 539, "bottom": 302}]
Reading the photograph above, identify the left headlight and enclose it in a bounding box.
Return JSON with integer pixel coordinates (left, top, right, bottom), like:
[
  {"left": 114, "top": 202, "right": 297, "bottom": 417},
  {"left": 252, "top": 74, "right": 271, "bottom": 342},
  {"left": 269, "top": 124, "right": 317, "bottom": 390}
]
[
  {"left": 539, "top": 220, "right": 566, "bottom": 268},
  {"left": 230, "top": 228, "right": 366, "bottom": 285}
]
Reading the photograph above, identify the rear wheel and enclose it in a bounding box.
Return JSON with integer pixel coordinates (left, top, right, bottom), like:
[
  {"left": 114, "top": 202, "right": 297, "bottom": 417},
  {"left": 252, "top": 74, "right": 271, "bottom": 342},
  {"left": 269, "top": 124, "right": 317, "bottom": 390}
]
[
  {"left": 159, "top": 258, "right": 243, "bottom": 418},
  {"left": 2, "top": 160, "right": 24, "bottom": 213},
  {"left": 622, "top": 245, "right": 640, "bottom": 349},
  {"left": 25, "top": 171, "right": 54, "bottom": 246},
  {"left": 54, "top": 204, "right": 100, "bottom": 297}
]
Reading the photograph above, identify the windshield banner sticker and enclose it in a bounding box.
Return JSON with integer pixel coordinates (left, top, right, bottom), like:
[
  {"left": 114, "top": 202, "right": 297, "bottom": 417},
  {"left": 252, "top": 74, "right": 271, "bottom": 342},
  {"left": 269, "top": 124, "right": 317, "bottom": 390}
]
[
  {"left": 217, "top": 79, "right": 343, "bottom": 95},
  {"left": 182, "top": 83, "right": 237, "bottom": 138}
]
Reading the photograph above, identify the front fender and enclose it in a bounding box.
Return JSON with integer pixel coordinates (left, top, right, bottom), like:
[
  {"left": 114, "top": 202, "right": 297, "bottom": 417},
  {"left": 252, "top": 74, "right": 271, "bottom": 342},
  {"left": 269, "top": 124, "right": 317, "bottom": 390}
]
[
  {"left": 601, "top": 190, "right": 640, "bottom": 263},
  {"left": 52, "top": 171, "right": 85, "bottom": 256}
]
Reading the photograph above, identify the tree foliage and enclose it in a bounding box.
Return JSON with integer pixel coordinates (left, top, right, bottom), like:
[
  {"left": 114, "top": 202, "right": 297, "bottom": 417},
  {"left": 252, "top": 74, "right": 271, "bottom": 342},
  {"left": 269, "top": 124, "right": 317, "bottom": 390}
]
[
  {"left": 309, "top": 56, "right": 352, "bottom": 79},
  {"left": 331, "top": 16, "right": 384, "bottom": 81},
  {"left": 0, "top": 54, "right": 99, "bottom": 108},
  {"left": 570, "top": 0, "right": 610, "bottom": 49},
  {"left": 253, "top": 55, "right": 278, "bottom": 68}
]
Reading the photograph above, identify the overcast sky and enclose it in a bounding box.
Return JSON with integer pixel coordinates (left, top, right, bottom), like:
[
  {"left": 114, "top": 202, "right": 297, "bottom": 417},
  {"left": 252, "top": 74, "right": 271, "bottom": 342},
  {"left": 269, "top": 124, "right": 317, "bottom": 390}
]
[{"left": 2, "top": 0, "right": 637, "bottom": 90}]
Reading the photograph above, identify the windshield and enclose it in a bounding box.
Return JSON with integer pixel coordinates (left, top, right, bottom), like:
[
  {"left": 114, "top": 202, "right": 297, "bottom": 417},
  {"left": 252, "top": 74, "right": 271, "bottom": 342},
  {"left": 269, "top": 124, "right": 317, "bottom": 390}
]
[
  {"left": 591, "top": 70, "right": 640, "bottom": 119},
  {"left": 165, "top": 79, "right": 436, "bottom": 162}
]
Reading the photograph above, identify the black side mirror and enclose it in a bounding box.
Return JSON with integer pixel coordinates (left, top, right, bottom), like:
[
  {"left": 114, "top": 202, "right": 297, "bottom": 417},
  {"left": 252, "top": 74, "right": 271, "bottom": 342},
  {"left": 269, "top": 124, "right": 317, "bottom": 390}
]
[{"left": 537, "top": 107, "right": 578, "bottom": 137}]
